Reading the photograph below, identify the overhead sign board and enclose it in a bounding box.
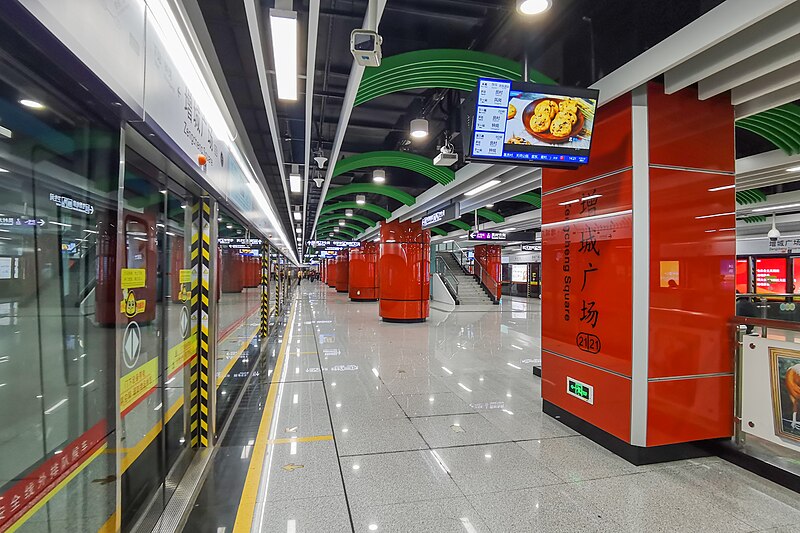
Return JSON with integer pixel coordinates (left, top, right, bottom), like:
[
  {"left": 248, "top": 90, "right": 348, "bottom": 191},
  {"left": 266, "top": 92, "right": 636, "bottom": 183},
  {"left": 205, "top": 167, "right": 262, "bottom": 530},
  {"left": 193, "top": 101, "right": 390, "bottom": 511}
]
[
  {"left": 521, "top": 243, "right": 541, "bottom": 252},
  {"left": 470, "top": 231, "right": 507, "bottom": 241},
  {"left": 420, "top": 204, "right": 458, "bottom": 229},
  {"left": 307, "top": 240, "right": 361, "bottom": 248}
]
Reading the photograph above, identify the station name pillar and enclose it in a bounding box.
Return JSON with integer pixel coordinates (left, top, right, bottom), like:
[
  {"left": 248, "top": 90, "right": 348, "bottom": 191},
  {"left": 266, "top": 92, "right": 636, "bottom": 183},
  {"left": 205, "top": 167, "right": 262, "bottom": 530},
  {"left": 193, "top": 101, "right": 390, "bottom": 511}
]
[{"left": 541, "top": 83, "right": 736, "bottom": 463}]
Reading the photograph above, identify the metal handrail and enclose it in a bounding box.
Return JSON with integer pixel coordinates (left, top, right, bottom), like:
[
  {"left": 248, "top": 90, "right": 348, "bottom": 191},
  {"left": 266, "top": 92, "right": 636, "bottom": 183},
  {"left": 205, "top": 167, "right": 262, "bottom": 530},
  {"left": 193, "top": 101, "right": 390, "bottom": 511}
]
[
  {"left": 473, "top": 258, "right": 501, "bottom": 302},
  {"left": 435, "top": 256, "right": 460, "bottom": 300}
]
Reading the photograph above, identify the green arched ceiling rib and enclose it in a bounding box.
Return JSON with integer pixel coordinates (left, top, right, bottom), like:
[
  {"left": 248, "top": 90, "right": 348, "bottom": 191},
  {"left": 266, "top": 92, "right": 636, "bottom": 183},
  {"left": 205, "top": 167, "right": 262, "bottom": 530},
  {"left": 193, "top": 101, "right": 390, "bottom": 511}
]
[
  {"left": 448, "top": 220, "right": 472, "bottom": 231},
  {"left": 736, "top": 103, "right": 800, "bottom": 155},
  {"left": 320, "top": 201, "right": 392, "bottom": 219},
  {"left": 477, "top": 208, "right": 505, "bottom": 223},
  {"left": 325, "top": 183, "right": 416, "bottom": 206},
  {"left": 736, "top": 189, "right": 766, "bottom": 206},
  {"left": 355, "top": 49, "right": 555, "bottom": 107},
  {"left": 510, "top": 193, "right": 542, "bottom": 208},
  {"left": 317, "top": 221, "right": 368, "bottom": 234},
  {"left": 741, "top": 215, "right": 767, "bottom": 224},
  {"left": 318, "top": 213, "right": 377, "bottom": 228},
  {"left": 431, "top": 227, "right": 448, "bottom": 237},
  {"left": 317, "top": 227, "right": 359, "bottom": 239},
  {"left": 332, "top": 151, "right": 455, "bottom": 186}
]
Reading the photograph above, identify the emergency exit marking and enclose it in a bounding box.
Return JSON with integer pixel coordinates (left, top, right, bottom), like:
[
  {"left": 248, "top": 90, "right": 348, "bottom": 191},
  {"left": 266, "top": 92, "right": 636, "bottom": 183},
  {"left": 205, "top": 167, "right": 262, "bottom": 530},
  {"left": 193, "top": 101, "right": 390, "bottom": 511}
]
[{"left": 566, "top": 377, "right": 593, "bottom": 404}]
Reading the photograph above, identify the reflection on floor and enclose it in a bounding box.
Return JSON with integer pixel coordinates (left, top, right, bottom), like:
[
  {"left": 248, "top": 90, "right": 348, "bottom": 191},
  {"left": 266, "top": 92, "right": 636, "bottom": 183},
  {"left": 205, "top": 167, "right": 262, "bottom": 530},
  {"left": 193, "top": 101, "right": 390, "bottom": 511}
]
[{"left": 187, "top": 283, "right": 800, "bottom": 533}]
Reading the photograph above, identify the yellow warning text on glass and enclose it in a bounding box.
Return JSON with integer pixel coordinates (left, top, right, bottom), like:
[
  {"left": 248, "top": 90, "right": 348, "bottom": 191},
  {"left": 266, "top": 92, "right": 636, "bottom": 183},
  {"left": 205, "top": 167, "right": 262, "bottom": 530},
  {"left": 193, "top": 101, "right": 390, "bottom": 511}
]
[
  {"left": 120, "top": 357, "right": 158, "bottom": 414},
  {"left": 179, "top": 269, "right": 192, "bottom": 284},
  {"left": 168, "top": 334, "right": 197, "bottom": 376},
  {"left": 121, "top": 268, "right": 146, "bottom": 289}
]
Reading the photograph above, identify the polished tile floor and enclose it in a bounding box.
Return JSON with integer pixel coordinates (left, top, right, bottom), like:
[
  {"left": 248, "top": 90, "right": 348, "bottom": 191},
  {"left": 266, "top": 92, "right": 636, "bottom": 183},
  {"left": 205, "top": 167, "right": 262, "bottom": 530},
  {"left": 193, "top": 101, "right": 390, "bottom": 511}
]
[{"left": 190, "top": 282, "right": 800, "bottom": 533}]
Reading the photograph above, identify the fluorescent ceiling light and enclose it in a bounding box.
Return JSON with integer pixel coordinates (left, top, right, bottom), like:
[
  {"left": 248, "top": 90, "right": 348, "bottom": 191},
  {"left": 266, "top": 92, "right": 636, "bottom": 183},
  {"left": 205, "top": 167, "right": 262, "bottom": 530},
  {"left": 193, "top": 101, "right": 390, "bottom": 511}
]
[
  {"left": 465, "top": 180, "right": 500, "bottom": 197},
  {"left": 786, "top": 166, "right": 800, "bottom": 173},
  {"left": 504, "top": 227, "right": 517, "bottom": 232},
  {"left": 708, "top": 184, "right": 735, "bottom": 192},
  {"left": 517, "top": 0, "right": 552, "bottom": 15},
  {"left": 289, "top": 164, "right": 302, "bottom": 193},
  {"left": 0, "top": 125, "right": 11, "bottom": 138},
  {"left": 19, "top": 99, "right": 45, "bottom": 109},
  {"left": 752, "top": 203, "right": 800, "bottom": 213},
  {"left": 0, "top": 167, "right": 8, "bottom": 173},
  {"left": 293, "top": 211, "right": 301, "bottom": 221},
  {"left": 295, "top": 227, "right": 301, "bottom": 234},
  {"left": 485, "top": 204, "right": 494, "bottom": 208},
  {"left": 269, "top": 9, "right": 298, "bottom": 101},
  {"left": 410, "top": 118, "right": 428, "bottom": 139}
]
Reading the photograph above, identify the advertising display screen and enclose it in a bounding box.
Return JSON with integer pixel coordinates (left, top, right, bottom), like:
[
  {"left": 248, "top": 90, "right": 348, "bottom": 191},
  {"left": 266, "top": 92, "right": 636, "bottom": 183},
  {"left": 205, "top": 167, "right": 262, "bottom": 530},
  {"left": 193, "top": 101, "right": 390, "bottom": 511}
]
[
  {"left": 755, "top": 258, "right": 787, "bottom": 294},
  {"left": 463, "top": 78, "right": 599, "bottom": 167},
  {"left": 511, "top": 264, "right": 528, "bottom": 283}
]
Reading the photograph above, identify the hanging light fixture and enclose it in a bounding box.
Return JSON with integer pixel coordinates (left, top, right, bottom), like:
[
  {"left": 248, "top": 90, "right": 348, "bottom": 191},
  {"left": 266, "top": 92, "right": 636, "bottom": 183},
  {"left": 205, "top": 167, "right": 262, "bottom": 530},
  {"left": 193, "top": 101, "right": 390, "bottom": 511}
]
[
  {"left": 334, "top": 227, "right": 340, "bottom": 232},
  {"left": 345, "top": 209, "right": 354, "bottom": 217},
  {"left": 410, "top": 118, "right": 428, "bottom": 139},
  {"left": 373, "top": 169, "right": 386, "bottom": 183},
  {"left": 339, "top": 219, "right": 345, "bottom": 226},
  {"left": 356, "top": 194, "right": 366, "bottom": 205},
  {"left": 517, "top": 0, "right": 552, "bottom": 15}
]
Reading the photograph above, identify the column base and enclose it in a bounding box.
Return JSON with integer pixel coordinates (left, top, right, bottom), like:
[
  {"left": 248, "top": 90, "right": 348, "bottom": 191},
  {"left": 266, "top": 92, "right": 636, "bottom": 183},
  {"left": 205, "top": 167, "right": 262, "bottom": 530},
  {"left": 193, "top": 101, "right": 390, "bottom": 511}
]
[
  {"left": 336, "top": 289, "right": 348, "bottom": 293},
  {"left": 542, "top": 400, "right": 720, "bottom": 466},
  {"left": 382, "top": 317, "right": 426, "bottom": 323},
  {"left": 350, "top": 298, "right": 378, "bottom": 302}
]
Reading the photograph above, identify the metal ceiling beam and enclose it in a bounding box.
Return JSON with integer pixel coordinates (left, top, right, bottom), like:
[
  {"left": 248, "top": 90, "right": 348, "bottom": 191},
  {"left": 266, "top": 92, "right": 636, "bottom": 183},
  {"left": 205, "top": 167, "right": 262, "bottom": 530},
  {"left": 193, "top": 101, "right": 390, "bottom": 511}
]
[
  {"left": 736, "top": 80, "right": 800, "bottom": 119},
  {"left": 698, "top": 34, "right": 800, "bottom": 100},
  {"left": 303, "top": 0, "right": 321, "bottom": 259},
  {"left": 311, "top": 0, "right": 388, "bottom": 240},
  {"left": 243, "top": 0, "right": 294, "bottom": 250},
  {"left": 664, "top": 2, "right": 800, "bottom": 94},
  {"left": 591, "top": 0, "right": 794, "bottom": 105},
  {"left": 731, "top": 61, "right": 800, "bottom": 106}
]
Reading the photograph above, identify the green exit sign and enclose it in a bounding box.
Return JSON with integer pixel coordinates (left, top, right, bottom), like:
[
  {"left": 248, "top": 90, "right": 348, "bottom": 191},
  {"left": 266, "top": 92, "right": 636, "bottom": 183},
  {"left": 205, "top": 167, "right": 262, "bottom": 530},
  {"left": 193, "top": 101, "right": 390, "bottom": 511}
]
[{"left": 567, "top": 377, "right": 594, "bottom": 405}]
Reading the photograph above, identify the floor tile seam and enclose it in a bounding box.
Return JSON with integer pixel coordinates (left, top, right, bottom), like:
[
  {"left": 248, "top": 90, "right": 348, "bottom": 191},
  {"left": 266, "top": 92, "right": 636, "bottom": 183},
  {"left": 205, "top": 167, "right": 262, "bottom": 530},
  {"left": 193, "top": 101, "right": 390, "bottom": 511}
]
[
  {"left": 260, "top": 489, "right": 346, "bottom": 505},
  {"left": 346, "top": 494, "right": 472, "bottom": 511},
  {"left": 306, "top": 295, "right": 357, "bottom": 533},
  {"left": 406, "top": 411, "right": 480, "bottom": 419}
]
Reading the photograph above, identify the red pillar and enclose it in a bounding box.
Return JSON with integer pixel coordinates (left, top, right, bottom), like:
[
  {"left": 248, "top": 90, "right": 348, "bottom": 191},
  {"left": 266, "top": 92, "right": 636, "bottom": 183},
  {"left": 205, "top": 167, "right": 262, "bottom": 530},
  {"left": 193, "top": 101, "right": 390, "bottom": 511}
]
[
  {"left": 327, "top": 259, "right": 337, "bottom": 289},
  {"left": 379, "top": 219, "right": 430, "bottom": 322},
  {"left": 336, "top": 249, "right": 350, "bottom": 293},
  {"left": 349, "top": 242, "right": 379, "bottom": 301},
  {"left": 321, "top": 258, "right": 327, "bottom": 284},
  {"left": 474, "top": 244, "right": 502, "bottom": 302},
  {"left": 221, "top": 250, "right": 244, "bottom": 293},
  {"left": 540, "top": 83, "right": 735, "bottom": 463}
]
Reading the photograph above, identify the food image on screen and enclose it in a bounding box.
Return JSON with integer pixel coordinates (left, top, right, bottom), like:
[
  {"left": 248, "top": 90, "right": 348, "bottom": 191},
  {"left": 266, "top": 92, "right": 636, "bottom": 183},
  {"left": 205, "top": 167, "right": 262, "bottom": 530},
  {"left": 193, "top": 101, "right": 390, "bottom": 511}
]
[
  {"left": 464, "top": 79, "right": 600, "bottom": 167},
  {"left": 506, "top": 92, "right": 596, "bottom": 149}
]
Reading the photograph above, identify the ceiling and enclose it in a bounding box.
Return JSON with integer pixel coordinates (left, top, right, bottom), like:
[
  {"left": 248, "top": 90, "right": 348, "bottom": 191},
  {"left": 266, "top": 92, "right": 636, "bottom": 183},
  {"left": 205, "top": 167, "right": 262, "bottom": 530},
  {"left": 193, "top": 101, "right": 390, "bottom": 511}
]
[{"left": 193, "top": 0, "right": 797, "bottom": 260}]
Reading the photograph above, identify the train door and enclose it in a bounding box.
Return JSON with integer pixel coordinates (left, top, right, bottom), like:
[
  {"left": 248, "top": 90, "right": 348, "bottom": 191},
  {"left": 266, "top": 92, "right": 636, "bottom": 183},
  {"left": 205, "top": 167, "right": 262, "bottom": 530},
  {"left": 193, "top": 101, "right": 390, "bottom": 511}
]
[{"left": 117, "top": 147, "right": 196, "bottom": 531}]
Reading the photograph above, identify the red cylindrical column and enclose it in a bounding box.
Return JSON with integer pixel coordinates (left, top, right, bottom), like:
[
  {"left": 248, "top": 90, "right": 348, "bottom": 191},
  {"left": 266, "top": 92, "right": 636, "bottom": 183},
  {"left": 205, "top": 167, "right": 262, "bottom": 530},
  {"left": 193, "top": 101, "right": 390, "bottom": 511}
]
[
  {"left": 222, "top": 250, "right": 244, "bottom": 293},
  {"left": 335, "top": 249, "right": 350, "bottom": 293},
  {"left": 327, "top": 259, "right": 337, "bottom": 288},
  {"left": 349, "top": 242, "right": 379, "bottom": 301},
  {"left": 379, "top": 220, "right": 430, "bottom": 322}
]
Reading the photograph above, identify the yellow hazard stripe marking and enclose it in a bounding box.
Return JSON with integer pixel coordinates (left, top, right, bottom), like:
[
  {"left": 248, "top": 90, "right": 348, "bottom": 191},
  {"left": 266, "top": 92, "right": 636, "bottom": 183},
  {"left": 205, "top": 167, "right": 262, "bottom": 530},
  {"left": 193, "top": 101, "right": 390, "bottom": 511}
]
[
  {"left": 267, "top": 435, "right": 333, "bottom": 445},
  {"left": 232, "top": 301, "right": 296, "bottom": 533}
]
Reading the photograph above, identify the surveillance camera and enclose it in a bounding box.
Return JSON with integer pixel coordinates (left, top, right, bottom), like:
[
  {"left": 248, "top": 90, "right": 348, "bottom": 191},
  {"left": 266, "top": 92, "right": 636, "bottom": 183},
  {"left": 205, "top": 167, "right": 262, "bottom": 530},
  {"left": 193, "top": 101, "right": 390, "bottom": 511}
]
[
  {"left": 350, "top": 29, "right": 382, "bottom": 67},
  {"left": 314, "top": 156, "right": 328, "bottom": 169},
  {"left": 768, "top": 227, "right": 781, "bottom": 244},
  {"left": 313, "top": 178, "right": 324, "bottom": 188}
]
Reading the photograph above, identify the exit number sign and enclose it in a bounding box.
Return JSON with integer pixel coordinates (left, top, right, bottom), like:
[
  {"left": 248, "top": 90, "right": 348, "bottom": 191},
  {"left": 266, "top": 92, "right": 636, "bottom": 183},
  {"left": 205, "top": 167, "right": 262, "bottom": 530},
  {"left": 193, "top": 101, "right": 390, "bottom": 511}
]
[{"left": 566, "top": 377, "right": 594, "bottom": 404}]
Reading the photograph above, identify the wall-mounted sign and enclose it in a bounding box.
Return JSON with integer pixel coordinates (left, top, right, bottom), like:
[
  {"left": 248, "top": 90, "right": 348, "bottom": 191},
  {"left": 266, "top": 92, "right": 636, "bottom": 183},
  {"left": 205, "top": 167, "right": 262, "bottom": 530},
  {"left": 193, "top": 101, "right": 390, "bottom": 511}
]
[
  {"left": 0, "top": 215, "right": 46, "bottom": 228},
  {"left": 218, "top": 238, "right": 262, "bottom": 249},
  {"left": 420, "top": 204, "right": 458, "bottom": 229},
  {"left": 521, "top": 244, "right": 541, "bottom": 252},
  {"left": 566, "top": 377, "right": 594, "bottom": 404},
  {"left": 511, "top": 264, "right": 528, "bottom": 283},
  {"left": 470, "top": 231, "right": 507, "bottom": 241},
  {"left": 49, "top": 193, "right": 95, "bottom": 215}
]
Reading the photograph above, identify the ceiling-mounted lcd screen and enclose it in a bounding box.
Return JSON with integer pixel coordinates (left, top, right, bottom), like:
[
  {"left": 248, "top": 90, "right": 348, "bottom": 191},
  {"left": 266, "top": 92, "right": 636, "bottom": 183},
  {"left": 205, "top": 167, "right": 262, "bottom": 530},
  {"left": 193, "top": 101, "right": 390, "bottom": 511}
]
[{"left": 462, "top": 78, "right": 599, "bottom": 168}]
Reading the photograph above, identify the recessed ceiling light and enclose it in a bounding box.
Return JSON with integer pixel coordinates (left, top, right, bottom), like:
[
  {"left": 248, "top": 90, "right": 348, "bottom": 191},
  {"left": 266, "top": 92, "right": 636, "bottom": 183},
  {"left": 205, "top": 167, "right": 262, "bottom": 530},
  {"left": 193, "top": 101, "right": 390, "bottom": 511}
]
[
  {"left": 465, "top": 180, "right": 500, "bottom": 197},
  {"left": 517, "top": 0, "right": 552, "bottom": 15},
  {"left": 19, "top": 99, "right": 45, "bottom": 109},
  {"left": 356, "top": 194, "right": 366, "bottom": 205},
  {"left": 269, "top": 9, "right": 298, "bottom": 100},
  {"left": 373, "top": 170, "right": 386, "bottom": 183},
  {"left": 787, "top": 166, "right": 800, "bottom": 173}
]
